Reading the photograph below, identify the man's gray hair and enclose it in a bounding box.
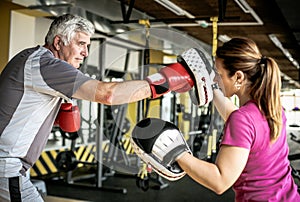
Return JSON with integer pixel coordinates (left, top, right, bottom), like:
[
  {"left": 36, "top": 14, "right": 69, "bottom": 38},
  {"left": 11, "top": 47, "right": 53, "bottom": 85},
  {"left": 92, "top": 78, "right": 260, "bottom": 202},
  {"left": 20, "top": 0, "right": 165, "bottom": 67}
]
[{"left": 45, "top": 14, "right": 95, "bottom": 45}]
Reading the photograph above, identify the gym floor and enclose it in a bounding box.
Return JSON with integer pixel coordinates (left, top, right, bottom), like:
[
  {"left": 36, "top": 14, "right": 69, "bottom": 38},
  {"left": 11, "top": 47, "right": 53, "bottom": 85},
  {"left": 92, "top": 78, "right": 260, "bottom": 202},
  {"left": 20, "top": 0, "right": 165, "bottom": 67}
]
[
  {"left": 42, "top": 173, "right": 235, "bottom": 202},
  {"left": 31, "top": 126, "right": 300, "bottom": 202},
  {"left": 35, "top": 129, "right": 236, "bottom": 201}
]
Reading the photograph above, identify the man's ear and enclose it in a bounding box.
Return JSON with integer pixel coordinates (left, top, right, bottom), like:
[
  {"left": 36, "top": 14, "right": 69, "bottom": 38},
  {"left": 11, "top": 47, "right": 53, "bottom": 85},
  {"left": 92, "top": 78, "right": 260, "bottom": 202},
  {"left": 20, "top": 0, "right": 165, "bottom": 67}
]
[{"left": 53, "top": 36, "right": 61, "bottom": 51}]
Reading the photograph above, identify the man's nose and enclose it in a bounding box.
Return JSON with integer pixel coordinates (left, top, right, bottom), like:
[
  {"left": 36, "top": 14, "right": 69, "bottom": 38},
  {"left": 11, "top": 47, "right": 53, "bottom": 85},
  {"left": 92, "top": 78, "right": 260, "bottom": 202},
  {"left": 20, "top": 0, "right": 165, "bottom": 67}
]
[{"left": 82, "top": 46, "right": 89, "bottom": 57}]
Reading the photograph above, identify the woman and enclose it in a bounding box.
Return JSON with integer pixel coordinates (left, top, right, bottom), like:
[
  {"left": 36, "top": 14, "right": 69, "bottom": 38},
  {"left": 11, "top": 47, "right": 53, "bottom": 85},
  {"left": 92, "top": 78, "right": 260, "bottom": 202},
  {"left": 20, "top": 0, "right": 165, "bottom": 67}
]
[{"left": 178, "top": 37, "right": 300, "bottom": 201}]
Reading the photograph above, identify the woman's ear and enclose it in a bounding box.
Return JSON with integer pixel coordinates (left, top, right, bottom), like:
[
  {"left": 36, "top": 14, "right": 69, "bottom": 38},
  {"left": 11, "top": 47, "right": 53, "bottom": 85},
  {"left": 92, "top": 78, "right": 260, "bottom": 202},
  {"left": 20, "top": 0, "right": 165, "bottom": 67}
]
[{"left": 235, "top": 70, "right": 245, "bottom": 83}]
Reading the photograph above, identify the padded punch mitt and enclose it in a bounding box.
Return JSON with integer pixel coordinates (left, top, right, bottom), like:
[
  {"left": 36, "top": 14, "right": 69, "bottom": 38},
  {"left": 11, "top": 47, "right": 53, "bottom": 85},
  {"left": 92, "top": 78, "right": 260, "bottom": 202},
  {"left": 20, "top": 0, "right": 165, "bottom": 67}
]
[
  {"left": 178, "top": 48, "right": 214, "bottom": 106},
  {"left": 131, "top": 118, "right": 191, "bottom": 181}
]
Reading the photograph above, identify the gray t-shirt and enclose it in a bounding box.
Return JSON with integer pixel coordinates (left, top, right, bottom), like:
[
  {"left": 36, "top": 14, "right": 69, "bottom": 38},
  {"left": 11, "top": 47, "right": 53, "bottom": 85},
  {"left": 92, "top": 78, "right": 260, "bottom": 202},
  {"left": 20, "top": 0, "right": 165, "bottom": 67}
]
[{"left": 0, "top": 46, "right": 93, "bottom": 177}]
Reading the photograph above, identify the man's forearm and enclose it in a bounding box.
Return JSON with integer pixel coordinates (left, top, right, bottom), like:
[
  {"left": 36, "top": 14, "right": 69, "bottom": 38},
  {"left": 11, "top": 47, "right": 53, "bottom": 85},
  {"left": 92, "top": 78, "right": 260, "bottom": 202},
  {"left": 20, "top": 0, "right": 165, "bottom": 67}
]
[
  {"left": 108, "top": 80, "right": 151, "bottom": 105},
  {"left": 73, "top": 80, "right": 151, "bottom": 105}
]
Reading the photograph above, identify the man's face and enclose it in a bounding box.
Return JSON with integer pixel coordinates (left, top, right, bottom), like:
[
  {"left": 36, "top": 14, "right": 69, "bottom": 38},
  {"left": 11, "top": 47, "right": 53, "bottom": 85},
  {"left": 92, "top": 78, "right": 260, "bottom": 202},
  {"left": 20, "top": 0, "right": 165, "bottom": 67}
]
[{"left": 58, "top": 32, "right": 91, "bottom": 68}]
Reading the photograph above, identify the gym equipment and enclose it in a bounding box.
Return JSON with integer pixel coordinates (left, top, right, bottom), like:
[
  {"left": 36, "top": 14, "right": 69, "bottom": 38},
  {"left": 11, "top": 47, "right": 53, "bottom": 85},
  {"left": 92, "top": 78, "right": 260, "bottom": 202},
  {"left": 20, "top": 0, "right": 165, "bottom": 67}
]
[
  {"left": 55, "top": 150, "right": 78, "bottom": 172},
  {"left": 288, "top": 129, "right": 300, "bottom": 186},
  {"left": 136, "top": 163, "right": 150, "bottom": 191},
  {"left": 54, "top": 129, "right": 95, "bottom": 172},
  {"left": 103, "top": 104, "right": 138, "bottom": 174},
  {"left": 55, "top": 149, "right": 96, "bottom": 172},
  {"left": 134, "top": 18, "right": 170, "bottom": 191},
  {"left": 192, "top": 103, "right": 212, "bottom": 157},
  {"left": 59, "top": 129, "right": 79, "bottom": 140},
  {"left": 135, "top": 164, "right": 169, "bottom": 191}
]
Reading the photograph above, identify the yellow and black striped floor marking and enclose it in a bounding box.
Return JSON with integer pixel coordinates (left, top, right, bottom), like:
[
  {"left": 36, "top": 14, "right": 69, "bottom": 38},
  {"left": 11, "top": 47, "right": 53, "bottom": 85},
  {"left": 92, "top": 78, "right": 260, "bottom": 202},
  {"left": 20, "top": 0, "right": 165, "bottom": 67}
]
[
  {"left": 30, "top": 144, "right": 98, "bottom": 177},
  {"left": 30, "top": 139, "right": 134, "bottom": 177}
]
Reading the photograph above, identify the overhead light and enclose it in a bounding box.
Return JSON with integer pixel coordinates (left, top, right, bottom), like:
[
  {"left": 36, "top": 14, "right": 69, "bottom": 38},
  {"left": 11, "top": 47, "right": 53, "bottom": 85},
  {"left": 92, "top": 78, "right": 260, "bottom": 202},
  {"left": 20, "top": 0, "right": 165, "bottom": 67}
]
[
  {"left": 93, "top": 20, "right": 111, "bottom": 34},
  {"left": 115, "top": 28, "right": 126, "bottom": 33},
  {"left": 269, "top": 34, "right": 283, "bottom": 48},
  {"left": 234, "top": 0, "right": 251, "bottom": 13},
  {"left": 269, "top": 34, "right": 299, "bottom": 69},
  {"left": 154, "top": 0, "right": 210, "bottom": 28},
  {"left": 154, "top": 0, "right": 186, "bottom": 16},
  {"left": 218, "top": 34, "right": 231, "bottom": 43}
]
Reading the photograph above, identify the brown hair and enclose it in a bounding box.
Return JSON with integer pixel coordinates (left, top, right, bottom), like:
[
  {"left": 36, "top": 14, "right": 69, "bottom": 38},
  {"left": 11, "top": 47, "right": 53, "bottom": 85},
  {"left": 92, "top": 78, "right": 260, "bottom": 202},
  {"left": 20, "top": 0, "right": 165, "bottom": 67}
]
[{"left": 216, "top": 37, "right": 282, "bottom": 140}]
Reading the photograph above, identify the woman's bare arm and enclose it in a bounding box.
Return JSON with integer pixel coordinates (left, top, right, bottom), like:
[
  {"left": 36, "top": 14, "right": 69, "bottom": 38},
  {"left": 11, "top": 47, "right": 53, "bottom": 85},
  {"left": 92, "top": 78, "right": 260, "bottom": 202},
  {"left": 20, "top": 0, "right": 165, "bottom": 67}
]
[{"left": 213, "top": 88, "right": 238, "bottom": 121}]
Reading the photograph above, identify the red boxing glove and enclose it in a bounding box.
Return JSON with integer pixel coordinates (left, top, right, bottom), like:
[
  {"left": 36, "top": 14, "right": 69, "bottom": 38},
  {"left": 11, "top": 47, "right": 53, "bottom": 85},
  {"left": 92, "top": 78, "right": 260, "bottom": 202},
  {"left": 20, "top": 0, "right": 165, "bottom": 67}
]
[
  {"left": 146, "top": 63, "right": 194, "bottom": 98},
  {"left": 57, "top": 103, "right": 81, "bottom": 132}
]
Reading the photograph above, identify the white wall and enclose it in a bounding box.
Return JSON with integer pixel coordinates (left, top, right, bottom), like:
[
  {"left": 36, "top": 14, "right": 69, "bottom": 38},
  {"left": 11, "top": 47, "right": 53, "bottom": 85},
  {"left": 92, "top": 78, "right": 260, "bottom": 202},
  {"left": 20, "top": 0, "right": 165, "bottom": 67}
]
[
  {"left": 35, "top": 16, "right": 52, "bottom": 45},
  {"left": 9, "top": 11, "right": 52, "bottom": 59},
  {"left": 9, "top": 11, "right": 35, "bottom": 59}
]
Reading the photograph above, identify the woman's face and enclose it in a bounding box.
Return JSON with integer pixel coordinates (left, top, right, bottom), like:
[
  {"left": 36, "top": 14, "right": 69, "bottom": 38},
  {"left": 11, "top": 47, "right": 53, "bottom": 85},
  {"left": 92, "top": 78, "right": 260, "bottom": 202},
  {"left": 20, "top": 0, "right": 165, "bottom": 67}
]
[{"left": 215, "top": 58, "right": 237, "bottom": 97}]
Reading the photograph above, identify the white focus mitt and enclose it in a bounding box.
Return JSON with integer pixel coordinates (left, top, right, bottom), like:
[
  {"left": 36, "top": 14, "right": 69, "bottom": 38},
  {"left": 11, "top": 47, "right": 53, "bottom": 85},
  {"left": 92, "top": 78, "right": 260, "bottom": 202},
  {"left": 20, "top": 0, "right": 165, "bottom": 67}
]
[
  {"left": 178, "top": 48, "right": 214, "bottom": 106},
  {"left": 131, "top": 118, "right": 191, "bottom": 181}
]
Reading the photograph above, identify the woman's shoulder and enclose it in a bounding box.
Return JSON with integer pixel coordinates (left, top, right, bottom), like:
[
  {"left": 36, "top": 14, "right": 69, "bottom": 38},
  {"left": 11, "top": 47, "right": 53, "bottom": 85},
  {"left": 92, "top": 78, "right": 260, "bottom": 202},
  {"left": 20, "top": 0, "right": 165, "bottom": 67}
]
[{"left": 229, "top": 100, "right": 261, "bottom": 122}]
